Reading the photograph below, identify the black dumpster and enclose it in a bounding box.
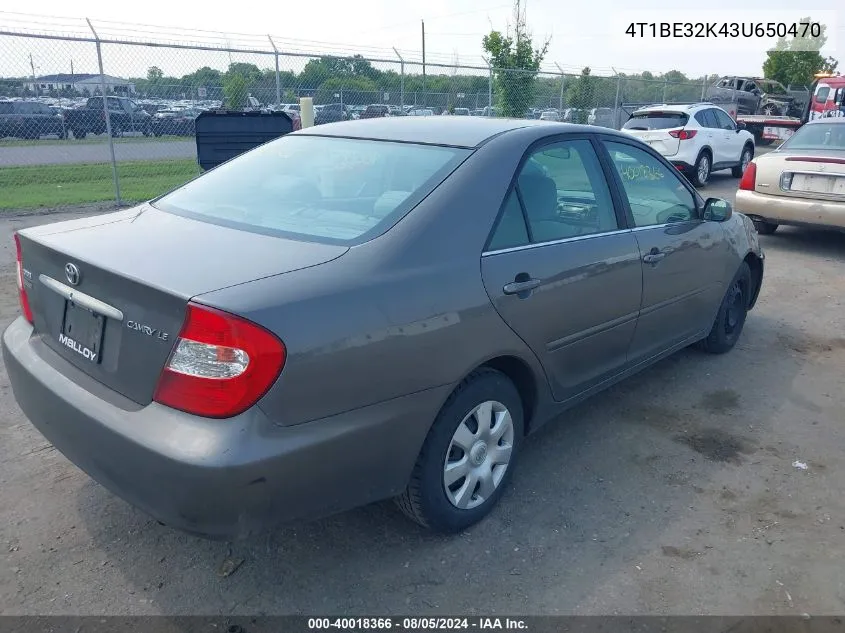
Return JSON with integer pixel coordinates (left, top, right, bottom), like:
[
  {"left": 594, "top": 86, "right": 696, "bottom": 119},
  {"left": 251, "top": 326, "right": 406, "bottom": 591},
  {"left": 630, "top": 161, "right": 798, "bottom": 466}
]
[{"left": 194, "top": 110, "right": 296, "bottom": 171}]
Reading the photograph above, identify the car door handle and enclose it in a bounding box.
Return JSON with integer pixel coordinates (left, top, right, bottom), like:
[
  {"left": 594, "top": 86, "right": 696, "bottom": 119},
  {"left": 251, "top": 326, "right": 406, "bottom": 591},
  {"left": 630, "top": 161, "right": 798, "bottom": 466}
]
[
  {"left": 503, "top": 278, "right": 541, "bottom": 295},
  {"left": 642, "top": 252, "right": 666, "bottom": 264}
]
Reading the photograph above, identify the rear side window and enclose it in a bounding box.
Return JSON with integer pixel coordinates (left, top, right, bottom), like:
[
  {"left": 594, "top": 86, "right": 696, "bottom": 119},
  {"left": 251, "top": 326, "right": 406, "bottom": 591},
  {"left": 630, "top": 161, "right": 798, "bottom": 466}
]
[
  {"left": 623, "top": 112, "right": 688, "bottom": 130},
  {"left": 816, "top": 87, "right": 830, "bottom": 104},
  {"left": 694, "top": 109, "right": 719, "bottom": 128},
  {"left": 153, "top": 135, "right": 471, "bottom": 245},
  {"left": 486, "top": 139, "right": 618, "bottom": 250},
  {"left": 712, "top": 109, "right": 736, "bottom": 130}
]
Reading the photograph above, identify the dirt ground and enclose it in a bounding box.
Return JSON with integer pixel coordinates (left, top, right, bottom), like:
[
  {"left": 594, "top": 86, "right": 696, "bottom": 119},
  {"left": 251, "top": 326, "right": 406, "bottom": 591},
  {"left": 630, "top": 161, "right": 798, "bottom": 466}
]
[{"left": 1, "top": 175, "right": 844, "bottom": 615}]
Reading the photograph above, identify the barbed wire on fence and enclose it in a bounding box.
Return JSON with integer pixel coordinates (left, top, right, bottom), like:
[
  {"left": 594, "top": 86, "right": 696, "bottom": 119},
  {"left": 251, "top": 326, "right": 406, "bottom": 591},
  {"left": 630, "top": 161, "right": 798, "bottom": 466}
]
[{"left": 0, "top": 11, "right": 812, "bottom": 210}]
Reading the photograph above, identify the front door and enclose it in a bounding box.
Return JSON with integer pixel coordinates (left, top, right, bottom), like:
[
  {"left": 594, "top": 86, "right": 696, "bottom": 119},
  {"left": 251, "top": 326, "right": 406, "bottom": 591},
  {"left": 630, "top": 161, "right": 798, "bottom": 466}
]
[
  {"left": 599, "top": 139, "right": 731, "bottom": 364},
  {"left": 481, "top": 137, "right": 643, "bottom": 402}
]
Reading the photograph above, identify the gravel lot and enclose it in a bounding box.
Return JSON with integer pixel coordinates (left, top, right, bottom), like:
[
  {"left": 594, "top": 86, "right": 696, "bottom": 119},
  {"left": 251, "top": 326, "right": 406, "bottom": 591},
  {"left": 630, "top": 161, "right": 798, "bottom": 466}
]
[{"left": 1, "top": 163, "right": 845, "bottom": 616}]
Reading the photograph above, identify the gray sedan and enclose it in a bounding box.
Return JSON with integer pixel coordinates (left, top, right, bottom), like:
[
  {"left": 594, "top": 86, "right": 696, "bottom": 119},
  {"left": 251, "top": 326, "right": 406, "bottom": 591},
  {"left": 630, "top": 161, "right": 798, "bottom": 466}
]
[{"left": 3, "top": 117, "right": 764, "bottom": 539}]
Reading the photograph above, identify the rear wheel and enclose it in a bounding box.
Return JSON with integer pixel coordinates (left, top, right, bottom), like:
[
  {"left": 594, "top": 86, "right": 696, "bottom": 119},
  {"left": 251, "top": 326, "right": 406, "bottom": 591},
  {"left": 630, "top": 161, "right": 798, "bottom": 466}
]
[
  {"left": 691, "top": 151, "right": 711, "bottom": 187},
  {"left": 753, "top": 220, "right": 779, "bottom": 235},
  {"left": 396, "top": 368, "right": 523, "bottom": 532},
  {"left": 698, "top": 262, "right": 751, "bottom": 354}
]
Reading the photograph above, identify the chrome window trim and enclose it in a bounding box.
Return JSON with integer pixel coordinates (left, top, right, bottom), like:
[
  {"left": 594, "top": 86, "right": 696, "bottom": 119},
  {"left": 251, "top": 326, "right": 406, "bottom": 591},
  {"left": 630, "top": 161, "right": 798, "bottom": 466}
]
[
  {"left": 38, "top": 275, "right": 125, "bottom": 322},
  {"left": 482, "top": 221, "right": 699, "bottom": 256},
  {"left": 482, "top": 228, "right": 633, "bottom": 257}
]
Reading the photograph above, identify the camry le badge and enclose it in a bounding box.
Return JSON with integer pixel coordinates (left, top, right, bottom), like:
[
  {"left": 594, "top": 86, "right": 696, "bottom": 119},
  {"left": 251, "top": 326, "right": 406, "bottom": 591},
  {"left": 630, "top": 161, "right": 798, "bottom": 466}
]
[
  {"left": 64, "top": 263, "right": 81, "bottom": 286},
  {"left": 126, "top": 320, "right": 170, "bottom": 341}
]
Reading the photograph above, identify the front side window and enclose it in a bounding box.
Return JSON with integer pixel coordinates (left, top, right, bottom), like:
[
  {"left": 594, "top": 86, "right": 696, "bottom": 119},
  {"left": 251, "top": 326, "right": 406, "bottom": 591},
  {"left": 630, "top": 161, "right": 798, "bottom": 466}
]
[
  {"left": 603, "top": 141, "right": 698, "bottom": 227},
  {"left": 153, "top": 135, "right": 471, "bottom": 245}
]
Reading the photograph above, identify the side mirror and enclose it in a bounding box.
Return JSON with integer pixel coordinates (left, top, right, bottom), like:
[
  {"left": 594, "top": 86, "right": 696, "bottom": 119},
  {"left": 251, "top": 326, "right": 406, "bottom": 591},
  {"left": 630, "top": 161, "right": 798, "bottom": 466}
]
[
  {"left": 736, "top": 121, "right": 746, "bottom": 131},
  {"left": 703, "top": 197, "right": 733, "bottom": 222}
]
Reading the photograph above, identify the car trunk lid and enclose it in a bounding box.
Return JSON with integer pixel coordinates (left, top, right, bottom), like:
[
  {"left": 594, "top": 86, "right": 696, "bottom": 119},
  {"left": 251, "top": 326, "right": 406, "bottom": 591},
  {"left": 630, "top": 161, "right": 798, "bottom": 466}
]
[
  {"left": 754, "top": 151, "right": 845, "bottom": 200},
  {"left": 621, "top": 111, "right": 688, "bottom": 157},
  {"left": 17, "top": 205, "right": 347, "bottom": 406}
]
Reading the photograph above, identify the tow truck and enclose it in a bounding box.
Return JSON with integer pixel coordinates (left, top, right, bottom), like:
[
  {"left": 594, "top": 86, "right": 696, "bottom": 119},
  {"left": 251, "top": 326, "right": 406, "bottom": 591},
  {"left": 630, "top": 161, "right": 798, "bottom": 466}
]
[{"left": 734, "top": 72, "right": 845, "bottom": 145}]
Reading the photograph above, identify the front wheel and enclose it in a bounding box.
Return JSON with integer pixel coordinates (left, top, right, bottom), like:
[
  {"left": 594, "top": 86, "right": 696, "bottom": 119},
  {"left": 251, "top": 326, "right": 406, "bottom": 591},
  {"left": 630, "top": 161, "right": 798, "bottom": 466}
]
[
  {"left": 396, "top": 368, "right": 523, "bottom": 533},
  {"left": 698, "top": 262, "right": 752, "bottom": 355},
  {"left": 732, "top": 146, "right": 753, "bottom": 178}
]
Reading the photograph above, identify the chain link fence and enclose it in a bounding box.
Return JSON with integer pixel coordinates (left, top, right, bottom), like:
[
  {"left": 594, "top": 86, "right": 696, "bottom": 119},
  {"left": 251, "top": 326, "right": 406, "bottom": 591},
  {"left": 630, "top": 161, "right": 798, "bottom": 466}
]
[{"left": 1, "top": 14, "right": 716, "bottom": 210}]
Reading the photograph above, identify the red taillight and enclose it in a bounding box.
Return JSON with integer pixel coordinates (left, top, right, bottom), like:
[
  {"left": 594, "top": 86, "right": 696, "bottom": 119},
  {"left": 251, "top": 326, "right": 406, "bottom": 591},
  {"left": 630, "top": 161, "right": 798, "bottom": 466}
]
[
  {"left": 14, "top": 233, "right": 33, "bottom": 324},
  {"left": 739, "top": 161, "right": 757, "bottom": 191},
  {"left": 153, "top": 303, "right": 286, "bottom": 419},
  {"left": 668, "top": 129, "right": 697, "bottom": 140}
]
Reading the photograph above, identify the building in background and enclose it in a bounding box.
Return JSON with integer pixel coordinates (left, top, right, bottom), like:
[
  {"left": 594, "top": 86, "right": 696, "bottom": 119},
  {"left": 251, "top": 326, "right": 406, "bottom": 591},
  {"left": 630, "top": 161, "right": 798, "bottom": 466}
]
[{"left": 24, "top": 73, "right": 136, "bottom": 96}]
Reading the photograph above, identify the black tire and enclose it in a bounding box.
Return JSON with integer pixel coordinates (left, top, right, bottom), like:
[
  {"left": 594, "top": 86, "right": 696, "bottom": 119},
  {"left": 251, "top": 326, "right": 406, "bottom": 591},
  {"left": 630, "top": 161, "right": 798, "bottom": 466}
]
[
  {"left": 732, "top": 145, "right": 754, "bottom": 178},
  {"left": 753, "top": 220, "right": 779, "bottom": 235},
  {"left": 698, "top": 262, "right": 752, "bottom": 355},
  {"left": 396, "top": 368, "right": 524, "bottom": 533},
  {"left": 691, "top": 150, "right": 711, "bottom": 187}
]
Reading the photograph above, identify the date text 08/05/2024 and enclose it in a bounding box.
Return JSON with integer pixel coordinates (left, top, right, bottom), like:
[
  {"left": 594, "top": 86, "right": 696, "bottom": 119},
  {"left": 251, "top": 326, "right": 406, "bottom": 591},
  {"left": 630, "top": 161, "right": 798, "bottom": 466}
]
[
  {"left": 625, "top": 21, "right": 822, "bottom": 39},
  {"left": 307, "top": 618, "right": 529, "bottom": 630}
]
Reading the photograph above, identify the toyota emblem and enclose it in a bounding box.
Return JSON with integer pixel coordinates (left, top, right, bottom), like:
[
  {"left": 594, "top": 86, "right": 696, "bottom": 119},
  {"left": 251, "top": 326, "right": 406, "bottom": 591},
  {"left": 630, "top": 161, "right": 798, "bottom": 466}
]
[{"left": 65, "top": 263, "right": 81, "bottom": 286}]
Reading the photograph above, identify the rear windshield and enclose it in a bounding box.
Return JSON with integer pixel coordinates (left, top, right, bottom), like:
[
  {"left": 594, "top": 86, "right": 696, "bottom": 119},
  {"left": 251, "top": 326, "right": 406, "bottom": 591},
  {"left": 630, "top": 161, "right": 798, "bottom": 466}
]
[
  {"left": 623, "top": 112, "right": 689, "bottom": 130},
  {"left": 779, "top": 122, "right": 845, "bottom": 151},
  {"left": 153, "top": 135, "right": 471, "bottom": 245}
]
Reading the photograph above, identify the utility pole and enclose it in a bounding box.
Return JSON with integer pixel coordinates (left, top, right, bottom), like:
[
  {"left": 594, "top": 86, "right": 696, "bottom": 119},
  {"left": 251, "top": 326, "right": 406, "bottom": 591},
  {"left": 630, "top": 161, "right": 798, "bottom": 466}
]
[
  {"left": 421, "top": 20, "right": 426, "bottom": 104},
  {"left": 29, "top": 54, "right": 38, "bottom": 96}
]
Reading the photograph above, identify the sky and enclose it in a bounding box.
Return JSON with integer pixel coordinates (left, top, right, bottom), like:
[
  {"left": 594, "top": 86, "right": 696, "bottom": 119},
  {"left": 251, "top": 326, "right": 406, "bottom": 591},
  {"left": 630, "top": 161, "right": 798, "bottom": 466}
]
[{"left": 0, "top": 0, "right": 843, "bottom": 80}]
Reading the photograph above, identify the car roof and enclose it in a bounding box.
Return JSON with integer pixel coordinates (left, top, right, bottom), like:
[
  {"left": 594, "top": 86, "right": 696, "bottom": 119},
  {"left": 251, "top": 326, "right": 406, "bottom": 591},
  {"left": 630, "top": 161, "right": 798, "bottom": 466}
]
[
  {"left": 804, "top": 117, "right": 845, "bottom": 125},
  {"left": 634, "top": 103, "right": 716, "bottom": 114},
  {"left": 293, "top": 116, "right": 590, "bottom": 148}
]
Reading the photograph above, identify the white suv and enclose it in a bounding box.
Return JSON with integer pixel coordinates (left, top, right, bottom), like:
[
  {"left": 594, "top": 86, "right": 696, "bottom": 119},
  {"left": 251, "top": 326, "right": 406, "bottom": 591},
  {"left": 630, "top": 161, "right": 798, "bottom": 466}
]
[{"left": 621, "top": 103, "right": 755, "bottom": 187}]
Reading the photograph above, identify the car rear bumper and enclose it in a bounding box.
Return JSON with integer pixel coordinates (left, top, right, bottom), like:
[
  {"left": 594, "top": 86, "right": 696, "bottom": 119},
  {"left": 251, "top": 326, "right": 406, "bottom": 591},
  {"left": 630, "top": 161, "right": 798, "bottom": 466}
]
[
  {"left": 735, "top": 189, "right": 845, "bottom": 230},
  {"left": 670, "top": 160, "right": 695, "bottom": 171},
  {"left": 3, "top": 317, "right": 447, "bottom": 539}
]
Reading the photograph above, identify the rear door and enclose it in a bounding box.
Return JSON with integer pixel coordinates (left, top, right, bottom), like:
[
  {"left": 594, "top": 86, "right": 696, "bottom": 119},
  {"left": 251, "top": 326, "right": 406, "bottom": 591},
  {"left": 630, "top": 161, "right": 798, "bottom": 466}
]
[
  {"left": 712, "top": 108, "right": 745, "bottom": 165},
  {"left": 693, "top": 109, "right": 719, "bottom": 157},
  {"left": 481, "top": 136, "right": 642, "bottom": 402},
  {"left": 599, "top": 138, "right": 731, "bottom": 363}
]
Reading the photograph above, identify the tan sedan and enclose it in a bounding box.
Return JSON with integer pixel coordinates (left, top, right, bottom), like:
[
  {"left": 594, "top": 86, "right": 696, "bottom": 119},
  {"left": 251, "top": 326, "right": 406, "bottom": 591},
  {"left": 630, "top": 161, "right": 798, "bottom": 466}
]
[{"left": 735, "top": 118, "right": 845, "bottom": 235}]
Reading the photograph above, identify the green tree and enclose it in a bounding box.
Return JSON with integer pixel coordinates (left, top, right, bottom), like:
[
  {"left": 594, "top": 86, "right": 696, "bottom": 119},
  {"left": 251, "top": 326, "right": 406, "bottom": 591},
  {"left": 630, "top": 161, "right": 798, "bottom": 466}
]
[
  {"left": 313, "top": 76, "right": 378, "bottom": 104},
  {"left": 146, "top": 66, "right": 163, "bottom": 82},
  {"left": 763, "top": 17, "right": 839, "bottom": 87},
  {"left": 222, "top": 72, "right": 249, "bottom": 109},
  {"left": 221, "top": 63, "right": 264, "bottom": 108},
  {"left": 566, "top": 67, "right": 596, "bottom": 122},
  {"left": 482, "top": 0, "right": 549, "bottom": 117}
]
